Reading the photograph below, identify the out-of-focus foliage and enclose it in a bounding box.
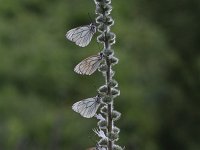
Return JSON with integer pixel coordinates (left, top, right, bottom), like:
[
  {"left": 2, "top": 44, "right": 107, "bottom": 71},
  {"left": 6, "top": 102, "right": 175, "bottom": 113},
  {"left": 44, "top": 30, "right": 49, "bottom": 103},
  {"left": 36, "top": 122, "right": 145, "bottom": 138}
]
[{"left": 0, "top": 0, "right": 200, "bottom": 149}]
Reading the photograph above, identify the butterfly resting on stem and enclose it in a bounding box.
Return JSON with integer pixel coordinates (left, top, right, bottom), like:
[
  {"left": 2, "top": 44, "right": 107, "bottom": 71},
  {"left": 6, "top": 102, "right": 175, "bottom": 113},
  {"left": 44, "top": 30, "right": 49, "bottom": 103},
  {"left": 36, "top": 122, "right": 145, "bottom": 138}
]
[
  {"left": 72, "top": 95, "right": 102, "bottom": 118},
  {"left": 74, "top": 52, "right": 104, "bottom": 75},
  {"left": 66, "top": 23, "right": 96, "bottom": 47}
]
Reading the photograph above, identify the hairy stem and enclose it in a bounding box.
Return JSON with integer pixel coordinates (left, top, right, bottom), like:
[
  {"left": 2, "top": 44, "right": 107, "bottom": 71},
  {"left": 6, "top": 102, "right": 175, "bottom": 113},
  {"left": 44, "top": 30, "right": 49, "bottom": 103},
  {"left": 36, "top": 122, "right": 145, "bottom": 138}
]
[
  {"left": 95, "top": 0, "right": 122, "bottom": 149},
  {"left": 105, "top": 36, "right": 113, "bottom": 150}
]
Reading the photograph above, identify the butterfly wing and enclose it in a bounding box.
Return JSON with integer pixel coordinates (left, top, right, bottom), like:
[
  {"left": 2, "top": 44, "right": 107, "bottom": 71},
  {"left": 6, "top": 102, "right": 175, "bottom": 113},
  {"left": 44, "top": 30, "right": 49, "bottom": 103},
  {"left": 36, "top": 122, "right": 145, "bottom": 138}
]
[
  {"left": 66, "top": 24, "right": 96, "bottom": 47},
  {"left": 74, "top": 54, "right": 103, "bottom": 75},
  {"left": 72, "top": 97, "right": 101, "bottom": 118}
]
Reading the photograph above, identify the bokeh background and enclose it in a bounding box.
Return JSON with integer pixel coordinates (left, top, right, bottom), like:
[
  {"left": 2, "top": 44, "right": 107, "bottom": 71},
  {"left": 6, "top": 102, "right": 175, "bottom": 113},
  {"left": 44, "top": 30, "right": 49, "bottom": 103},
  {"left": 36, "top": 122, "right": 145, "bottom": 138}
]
[{"left": 0, "top": 0, "right": 200, "bottom": 149}]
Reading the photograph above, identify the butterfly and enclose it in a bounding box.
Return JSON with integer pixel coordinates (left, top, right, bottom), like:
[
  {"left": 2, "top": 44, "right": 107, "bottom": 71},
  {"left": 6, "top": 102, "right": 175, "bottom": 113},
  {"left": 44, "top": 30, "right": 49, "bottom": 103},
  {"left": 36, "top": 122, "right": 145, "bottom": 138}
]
[
  {"left": 72, "top": 95, "right": 101, "bottom": 118},
  {"left": 74, "top": 52, "right": 104, "bottom": 75},
  {"left": 66, "top": 23, "right": 96, "bottom": 47}
]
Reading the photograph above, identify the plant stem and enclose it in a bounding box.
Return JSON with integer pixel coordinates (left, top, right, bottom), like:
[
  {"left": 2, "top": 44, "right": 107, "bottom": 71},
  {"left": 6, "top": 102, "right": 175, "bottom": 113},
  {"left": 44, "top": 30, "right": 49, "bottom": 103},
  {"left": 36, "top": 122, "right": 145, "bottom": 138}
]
[
  {"left": 95, "top": 0, "right": 122, "bottom": 149},
  {"left": 105, "top": 35, "right": 113, "bottom": 150}
]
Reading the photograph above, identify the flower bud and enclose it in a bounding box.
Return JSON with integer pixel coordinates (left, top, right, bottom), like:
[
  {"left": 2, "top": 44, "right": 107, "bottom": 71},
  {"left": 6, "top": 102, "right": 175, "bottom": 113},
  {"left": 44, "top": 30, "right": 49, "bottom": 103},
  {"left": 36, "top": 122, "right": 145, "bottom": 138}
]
[
  {"left": 109, "top": 38, "right": 116, "bottom": 45},
  {"left": 98, "top": 138, "right": 108, "bottom": 146},
  {"left": 110, "top": 56, "right": 119, "bottom": 65},
  {"left": 106, "top": 32, "right": 116, "bottom": 41},
  {"left": 97, "top": 34, "right": 105, "bottom": 43},
  {"left": 113, "top": 126, "right": 120, "bottom": 134},
  {"left": 98, "top": 85, "right": 108, "bottom": 93},
  {"left": 103, "top": 49, "right": 114, "bottom": 56},
  {"left": 109, "top": 79, "right": 118, "bottom": 87},
  {"left": 105, "top": 16, "right": 114, "bottom": 26},
  {"left": 100, "top": 106, "right": 108, "bottom": 114},
  {"left": 98, "top": 24, "right": 107, "bottom": 33},
  {"left": 112, "top": 110, "right": 121, "bottom": 121},
  {"left": 96, "top": 15, "right": 106, "bottom": 23},
  {"left": 98, "top": 64, "right": 108, "bottom": 72},
  {"left": 95, "top": 4, "right": 112, "bottom": 15},
  {"left": 102, "top": 96, "right": 113, "bottom": 103},
  {"left": 94, "top": 0, "right": 111, "bottom": 4},
  {"left": 108, "top": 131, "right": 119, "bottom": 141},
  {"left": 98, "top": 120, "right": 107, "bottom": 129},
  {"left": 111, "top": 88, "right": 120, "bottom": 97},
  {"left": 104, "top": 4, "right": 112, "bottom": 15}
]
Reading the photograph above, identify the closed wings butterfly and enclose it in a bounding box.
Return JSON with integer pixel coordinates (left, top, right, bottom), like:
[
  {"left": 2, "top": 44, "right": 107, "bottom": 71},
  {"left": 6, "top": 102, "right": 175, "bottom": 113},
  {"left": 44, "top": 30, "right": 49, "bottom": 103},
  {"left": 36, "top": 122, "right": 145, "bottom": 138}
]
[
  {"left": 72, "top": 95, "right": 101, "bottom": 118},
  {"left": 66, "top": 23, "right": 96, "bottom": 47},
  {"left": 74, "top": 53, "right": 103, "bottom": 75}
]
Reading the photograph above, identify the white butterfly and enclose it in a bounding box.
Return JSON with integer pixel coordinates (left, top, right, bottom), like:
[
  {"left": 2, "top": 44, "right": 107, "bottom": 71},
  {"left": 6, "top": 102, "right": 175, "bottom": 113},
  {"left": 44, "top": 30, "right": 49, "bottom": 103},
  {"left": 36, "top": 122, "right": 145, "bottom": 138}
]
[
  {"left": 66, "top": 23, "right": 96, "bottom": 47},
  {"left": 72, "top": 95, "right": 101, "bottom": 118},
  {"left": 74, "top": 53, "right": 104, "bottom": 75}
]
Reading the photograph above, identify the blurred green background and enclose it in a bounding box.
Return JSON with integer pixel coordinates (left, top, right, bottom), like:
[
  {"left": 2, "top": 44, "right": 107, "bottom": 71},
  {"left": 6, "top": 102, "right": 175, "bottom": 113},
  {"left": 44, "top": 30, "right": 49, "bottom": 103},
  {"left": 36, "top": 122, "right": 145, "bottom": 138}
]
[{"left": 0, "top": 0, "right": 200, "bottom": 149}]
